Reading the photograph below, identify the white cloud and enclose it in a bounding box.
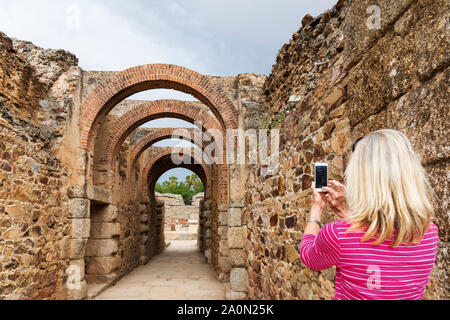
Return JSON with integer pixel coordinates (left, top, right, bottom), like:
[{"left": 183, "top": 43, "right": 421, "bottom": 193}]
[
  {"left": 168, "top": 2, "right": 187, "bottom": 16},
  {"left": 0, "top": 0, "right": 208, "bottom": 71},
  {"left": 0, "top": 0, "right": 337, "bottom": 75}
]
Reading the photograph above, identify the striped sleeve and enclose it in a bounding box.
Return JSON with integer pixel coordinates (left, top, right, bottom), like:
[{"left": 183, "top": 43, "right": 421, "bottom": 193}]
[{"left": 300, "top": 221, "right": 341, "bottom": 270}]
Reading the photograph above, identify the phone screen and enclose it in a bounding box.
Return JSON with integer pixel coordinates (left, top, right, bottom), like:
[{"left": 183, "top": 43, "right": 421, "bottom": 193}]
[{"left": 315, "top": 166, "right": 328, "bottom": 189}]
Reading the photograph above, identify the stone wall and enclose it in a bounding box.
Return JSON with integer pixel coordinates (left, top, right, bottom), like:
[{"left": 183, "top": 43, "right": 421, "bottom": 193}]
[
  {"left": 79, "top": 70, "right": 266, "bottom": 293},
  {"left": 244, "top": 0, "right": 449, "bottom": 300},
  {"left": 0, "top": 32, "right": 78, "bottom": 299},
  {"left": 156, "top": 193, "right": 203, "bottom": 241}
]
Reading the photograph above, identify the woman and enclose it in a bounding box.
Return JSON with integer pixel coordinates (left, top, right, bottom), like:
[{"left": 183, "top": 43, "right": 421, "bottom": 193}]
[{"left": 300, "top": 129, "right": 439, "bottom": 300}]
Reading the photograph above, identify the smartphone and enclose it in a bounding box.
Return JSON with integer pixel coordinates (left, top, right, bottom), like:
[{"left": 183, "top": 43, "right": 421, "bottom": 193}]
[{"left": 314, "top": 162, "right": 328, "bottom": 193}]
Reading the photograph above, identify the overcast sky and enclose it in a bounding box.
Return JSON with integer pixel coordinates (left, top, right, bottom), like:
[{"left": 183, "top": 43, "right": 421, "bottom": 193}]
[{"left": 0, "top": 0, "right": 336, "bottom": 183}]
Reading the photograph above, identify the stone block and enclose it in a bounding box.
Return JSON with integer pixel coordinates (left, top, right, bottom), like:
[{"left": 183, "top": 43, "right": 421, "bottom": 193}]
[
  {"left": 401, "top": 1, "right": 449, "bottom": 79},
  {"left": 352, "top": 109, "right": 387, "bottom": 139},
  {"left": 218, "top": 256, "right": 232, "bottom": 273},
  {"left": 156, "top": 199, "right": 164, "bottom": 207},
  {"left": 204, "top": 249, "right": 212, "bottom": 264},
  {"left": 90, "top": 222, "right": 120, "bottom": 239},
  {"left": 226, "top": 290, "right": 248, "bottom": 300},
  {"left": 92, "top": 186, "right": 112, "bottom": 204},
  {"left": 90, "top": 205, "right": 117, "bottom": 222},
  {"left": 139, "top": 203, "right": 147, "bottom": 213},
  {"left": 229, "top": 249, "right": 246, "bottom": 267},
  {"left": 59, "top": 235, "right": 71, "bottom": 259},
  {"left": 284, "top": 243, "right": 300, "bottom": 263},
  {"left": 219, "top": 210, "right": 228, "bottom": 226},
  {"left": 68, "top": 198, "right": 90, "bottom": 219},
  {"left": 387, "top": 70, "right": 450, "bottom": 165},
  {"left": 140, "top": 213, "right": 148, "bottom": 223},
  {"left": 139, "top": 245, "right": 146, "bottom": 256},
  {"left": 85, "top": 239, "right": 118, "bottom": 257},
  {"left": 5, "top": 204, "right": 25, "bottom": 218},
  {"left": 218, "top": 204, "right": 229, "bottom": 211},
  {"left": 140, "top": 235, "right": 148, "bottom": 244},
  {"left": 86, "top": 255, "right": 121, "bottom": 274},
  {"left": 85, "top": 273, "right": 117, "bottom": 285},
  {"left": 139, "top": 256, "right": 150, "bottom": 265},
  {"left": 330, "top": 128, "right": 351, "bottom": 156},
  {"left": 204, "top": 210, "right": 212, "bottom": 218},
  {"left": 425, "top": 162, "right": 449, "bottom": 241},
  {"left": 218, "top": 226, "right": 228, "bottom": 240},
  {"left": 68, "top": 259, "right": 85, "bottom": 281},
  {"left": 228, "top": 227, "right": 246, "bottom": 249},
  {"left": 71, "top": 218, "right": 91, "bottom": 239},
  {"left": 230, "top": 268, "right": 249, "bottom": 293},
  {"left": 219, "top": 240, "right": 230, "bottom": 257},
  {"left": 228, "top": 208, "right": 243, "bottom": 227},
  {"left": 329, "top": 102, "right": 347, "bottom": 119},
  {"left": 219, "top": 272, "right": 230, "bottom": 282},
  {"left": 139, "top": 223, "right": 149, "bottom": 233},
  {"left": 323, "top": 87, "right": 346, "bottom": 111},
  {"left": 70, "top": 239, "right": 87, "bottom": 260},
  {"left": 347, "top": 0, "right": 449, "bottom": 126},
  {"left": 342, "top": 0, "right": 415, "bottom": 69},
  {"left": 300, "top": 285, "right": 313, "bottom": 300},
  {"left": 67, "top": 280, "right": 87, "bottom": 300}
]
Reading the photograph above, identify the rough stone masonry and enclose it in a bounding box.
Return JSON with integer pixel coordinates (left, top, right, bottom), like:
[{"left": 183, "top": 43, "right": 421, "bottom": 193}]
[{"left": 0, "top": 0, "right": 448, "bottom": 300}]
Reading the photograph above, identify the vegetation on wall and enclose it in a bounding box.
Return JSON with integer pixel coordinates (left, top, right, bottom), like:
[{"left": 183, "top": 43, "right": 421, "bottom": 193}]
[{"left": 155, "top": 174, "right": 204, "bottom": 204}]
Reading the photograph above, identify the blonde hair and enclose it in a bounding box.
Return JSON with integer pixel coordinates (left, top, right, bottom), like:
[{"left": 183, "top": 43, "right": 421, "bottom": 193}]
[{"left": 345, "top": 129, "right": 435, "bottom": 247}]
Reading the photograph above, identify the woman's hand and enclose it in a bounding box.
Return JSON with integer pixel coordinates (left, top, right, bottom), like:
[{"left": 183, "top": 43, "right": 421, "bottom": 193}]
[
  {"left": 311, "top": 182, "right": 327, "bottom": 212},
  {"left": 305, "top": 183, "right": 327, "bottom": 235},
  {"left": 323, "top": 180, "right": 347, "bottom": 218}
]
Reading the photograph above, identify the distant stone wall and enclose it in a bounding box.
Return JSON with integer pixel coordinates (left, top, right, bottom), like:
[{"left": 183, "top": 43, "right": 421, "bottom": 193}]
[
  {"left": 156, "top": 193, "right": 204, "bottom": 241},
  {"left": 244, "top": 0, "right": 449, "bottom": 300}
]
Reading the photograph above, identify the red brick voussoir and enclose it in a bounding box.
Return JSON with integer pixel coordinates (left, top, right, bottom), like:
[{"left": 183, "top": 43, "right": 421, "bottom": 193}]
[
  {"left": 80, "top": 64, "right": 239, "bottom": 153},
  {"left": 129, "top": 128, "right": 213, "bottom": 170},
  {"left": 100, "top": 100, "right": 223, "bottom": 177}
]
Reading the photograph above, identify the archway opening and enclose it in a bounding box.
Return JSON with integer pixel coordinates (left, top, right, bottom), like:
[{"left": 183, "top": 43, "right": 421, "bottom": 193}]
[
  {"left": 92, "top": 99, "right": 222, "bottom": 188},
  {"left": 77, "top": 65, "right": 237, "bottom": 299},
  {"left": 155, "top": 168, "right": 205, "bottom": 243}
]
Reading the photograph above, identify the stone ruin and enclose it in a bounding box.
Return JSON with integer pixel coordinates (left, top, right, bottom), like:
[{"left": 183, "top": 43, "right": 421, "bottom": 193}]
[
  {"left": 156, "top": 192, "right": 204, "bottom": 241},
  {"left": 0, "top": 0, "right": 448, "bottom": 300}
]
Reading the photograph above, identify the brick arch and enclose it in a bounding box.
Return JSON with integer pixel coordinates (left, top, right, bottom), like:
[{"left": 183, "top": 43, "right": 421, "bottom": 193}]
[
  {"left": 95, "top": 100, "right": 222, "bottom": 187},
  {"left": 81, "top": 64, "right": 238, "bottom": 153},
  {"left": 141, "top": 148, "right": 211, "bottom": 198},
  {"left": 129, "top": 128, "right": 220, "bottom": 170}
]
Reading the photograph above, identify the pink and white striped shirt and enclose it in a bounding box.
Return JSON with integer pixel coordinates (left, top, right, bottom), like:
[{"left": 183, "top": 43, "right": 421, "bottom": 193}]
[{"left": 300, "top": 220, "right": 439, "bottom": 300}]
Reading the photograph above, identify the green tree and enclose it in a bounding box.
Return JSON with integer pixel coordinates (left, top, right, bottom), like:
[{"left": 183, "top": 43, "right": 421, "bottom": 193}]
[
  {"left": 155, "top": 174, "right": 204, "bottom": 204},
  {"left": 169, "top": 176, "right": 178, "bottom": 186},
  {"left": 186, "top": 174, "right": 202, "bottom": 191}
]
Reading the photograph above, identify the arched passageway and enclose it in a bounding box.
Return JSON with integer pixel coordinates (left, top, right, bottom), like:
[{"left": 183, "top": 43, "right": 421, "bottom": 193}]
[
  {"left": 80, "top": 64, "right": 238, "bottom": 154},
  {"left": 93, "top": 100, "right": 223, "bottom": 188},
  {"left": 70, "top": 63, "right": 244, "bottom": 300}
]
